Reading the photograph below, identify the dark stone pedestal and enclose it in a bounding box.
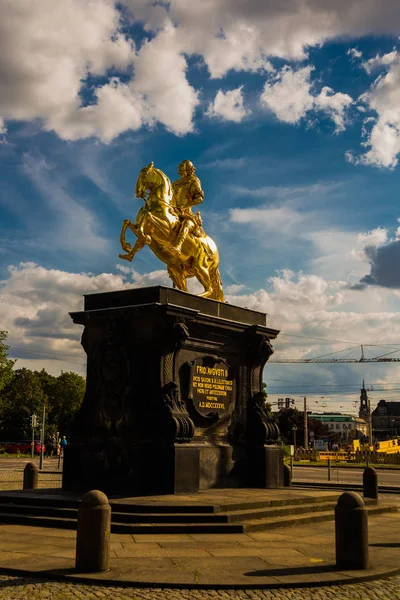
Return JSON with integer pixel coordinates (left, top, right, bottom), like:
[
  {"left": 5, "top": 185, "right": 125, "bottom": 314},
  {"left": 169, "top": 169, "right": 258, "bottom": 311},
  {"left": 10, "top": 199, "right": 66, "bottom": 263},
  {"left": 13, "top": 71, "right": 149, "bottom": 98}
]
[
  {"left": 247, "top": 446, "right": 285, "bottom": 489},
  {"left": 63, "top": 286, "right": 281, "bottom": 495}
]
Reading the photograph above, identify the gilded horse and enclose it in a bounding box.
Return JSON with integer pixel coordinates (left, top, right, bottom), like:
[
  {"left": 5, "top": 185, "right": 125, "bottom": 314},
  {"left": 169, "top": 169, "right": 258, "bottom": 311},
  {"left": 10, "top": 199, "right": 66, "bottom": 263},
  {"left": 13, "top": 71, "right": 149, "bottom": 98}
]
[{"left": 119, "top": 163, "right": 224, "bottom": 302}]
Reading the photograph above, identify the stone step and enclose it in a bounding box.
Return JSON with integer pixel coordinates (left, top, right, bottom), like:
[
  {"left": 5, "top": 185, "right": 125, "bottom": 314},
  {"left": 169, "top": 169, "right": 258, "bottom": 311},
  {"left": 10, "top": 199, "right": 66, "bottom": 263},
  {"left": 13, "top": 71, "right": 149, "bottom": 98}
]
[
  {"left": 0, "top": 498, "right": 337, "bottom": 525},
  {"left": 0, "top": 502, "right": 395, "bottom": 534},
  {"left": 242, "top": 503, "right": 398, "bottom": 532}
]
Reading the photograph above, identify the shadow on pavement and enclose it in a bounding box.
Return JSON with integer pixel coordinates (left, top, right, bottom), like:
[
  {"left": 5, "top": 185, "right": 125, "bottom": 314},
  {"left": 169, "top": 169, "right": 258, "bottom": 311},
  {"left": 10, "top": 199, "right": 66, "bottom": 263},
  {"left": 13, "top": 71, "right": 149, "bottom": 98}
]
[
  {"left": 369, "top": 542, "right": 400, "bottom": 548},
  {"left": 244, "top": 564, "right": 336, "bottom": 577}
]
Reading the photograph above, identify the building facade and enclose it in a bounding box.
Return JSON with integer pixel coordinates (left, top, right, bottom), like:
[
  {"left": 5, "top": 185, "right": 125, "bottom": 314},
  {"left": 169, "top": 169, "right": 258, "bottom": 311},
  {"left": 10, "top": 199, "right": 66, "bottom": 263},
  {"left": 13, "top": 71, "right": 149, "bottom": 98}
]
[
  {"left": 372, "top": 400, "right": 400, "bottom": 440},
  {"left": 309, "top": 413, "right": 357, "bottom": 443}
]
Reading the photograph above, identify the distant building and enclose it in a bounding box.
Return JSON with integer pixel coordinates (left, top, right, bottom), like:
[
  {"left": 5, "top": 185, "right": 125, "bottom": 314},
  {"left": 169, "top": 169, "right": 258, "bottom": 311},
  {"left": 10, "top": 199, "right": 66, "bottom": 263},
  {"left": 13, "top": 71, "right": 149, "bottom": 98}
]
[
  {"left": 359, "top": 380, "right": 369, "bottom": 420},
  {"left": 371, "top": 400, "right": 400, "bottom": 440},
  {"left": 354, "top": 417, "right": 368, "bottom": 439},
  {"left": 309, "top": 413, "right": 356, "bottom": 442}
]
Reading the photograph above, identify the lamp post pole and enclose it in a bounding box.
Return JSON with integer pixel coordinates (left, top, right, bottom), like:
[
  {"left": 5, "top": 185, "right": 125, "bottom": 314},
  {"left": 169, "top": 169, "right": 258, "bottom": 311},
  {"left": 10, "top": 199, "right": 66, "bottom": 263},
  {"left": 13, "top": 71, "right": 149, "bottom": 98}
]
[{"left": 292, "top": 425, "right": 298, "bottom": 455}]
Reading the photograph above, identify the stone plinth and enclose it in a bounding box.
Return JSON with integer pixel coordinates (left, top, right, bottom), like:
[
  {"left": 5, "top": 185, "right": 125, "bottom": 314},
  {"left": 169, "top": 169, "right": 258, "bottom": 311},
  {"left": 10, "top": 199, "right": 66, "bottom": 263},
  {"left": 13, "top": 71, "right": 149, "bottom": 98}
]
[{"left": 62, "top": 286, "right": 281, "bottom": 495}]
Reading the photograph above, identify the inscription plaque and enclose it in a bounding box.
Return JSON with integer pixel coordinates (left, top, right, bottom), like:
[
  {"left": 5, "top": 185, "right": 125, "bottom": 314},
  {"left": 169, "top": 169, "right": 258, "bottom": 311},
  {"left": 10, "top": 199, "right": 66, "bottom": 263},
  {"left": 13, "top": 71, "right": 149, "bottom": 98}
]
[{"left": 188, "top": 357, "right": 234, "bottom": 417}]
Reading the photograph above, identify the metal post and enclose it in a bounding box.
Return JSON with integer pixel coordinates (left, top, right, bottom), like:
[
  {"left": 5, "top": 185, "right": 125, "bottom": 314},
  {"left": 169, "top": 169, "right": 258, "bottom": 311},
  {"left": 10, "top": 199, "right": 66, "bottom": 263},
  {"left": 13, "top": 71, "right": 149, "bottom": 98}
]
[
  {"left": 367, "top": 397, "right": 373, "bottom": 447},
  {"left": 39, "top": 404, "right": 45, "bottom": 470},
  {"left": 304, "top": 397, "right": 308, "bottom": 450},
  {"left": 31, "top": 419, "right": 34, "bottom": 459},
  {"left": 292, "top": 425, "right": 297, "bottom": 455},
  {"left": 290, "top": 456, "right": 293, "bottom": 479},
  {"left": 328, "top": 457, "right": 331, "bottom": 481}
]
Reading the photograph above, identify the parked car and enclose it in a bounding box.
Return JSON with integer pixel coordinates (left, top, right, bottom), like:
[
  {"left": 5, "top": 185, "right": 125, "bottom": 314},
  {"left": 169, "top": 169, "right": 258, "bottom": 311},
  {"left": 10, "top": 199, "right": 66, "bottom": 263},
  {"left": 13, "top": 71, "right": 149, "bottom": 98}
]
[{"left": 1, "top": 440, "right": 46, "bottom": 455}]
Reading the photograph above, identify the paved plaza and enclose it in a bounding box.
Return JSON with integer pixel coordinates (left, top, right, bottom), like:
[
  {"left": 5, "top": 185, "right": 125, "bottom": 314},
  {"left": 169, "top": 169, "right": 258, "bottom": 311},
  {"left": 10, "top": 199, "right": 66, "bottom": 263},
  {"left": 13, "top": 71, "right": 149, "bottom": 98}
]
[
  {"left": 0, "top": 507, "right": 397, "bottom": 594},
  {"left": 0, "top": 573, "right": 398, "bottom": 599}
]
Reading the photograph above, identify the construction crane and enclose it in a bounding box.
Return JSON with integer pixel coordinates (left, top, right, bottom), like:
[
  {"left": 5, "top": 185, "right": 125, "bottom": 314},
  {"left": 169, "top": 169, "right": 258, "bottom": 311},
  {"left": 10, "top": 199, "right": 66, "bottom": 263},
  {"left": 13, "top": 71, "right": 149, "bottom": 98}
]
[{"left": 269, "top": 344, "right": 400, "bottom": 364}]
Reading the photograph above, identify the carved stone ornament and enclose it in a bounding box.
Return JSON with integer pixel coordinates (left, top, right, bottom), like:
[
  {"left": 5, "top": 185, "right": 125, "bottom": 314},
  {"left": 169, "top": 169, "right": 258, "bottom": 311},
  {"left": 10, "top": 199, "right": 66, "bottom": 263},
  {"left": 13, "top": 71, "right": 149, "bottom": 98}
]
[
  {"left": 247, "top": 391, "right": 280, "bottom": 446},
  {"left": 161, "top": 380, "right": 195, "bottom": 443}
]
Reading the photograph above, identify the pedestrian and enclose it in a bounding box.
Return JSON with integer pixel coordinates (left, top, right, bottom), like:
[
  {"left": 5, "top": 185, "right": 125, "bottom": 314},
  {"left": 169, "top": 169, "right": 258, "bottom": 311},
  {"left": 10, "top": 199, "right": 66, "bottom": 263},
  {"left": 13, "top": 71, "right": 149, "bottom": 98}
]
[
  {"left": 60, "top": 436, "right": 67, "bottom": 457},
  {"left": 45, "top": 436, "right": 53, "bottom": 458}
]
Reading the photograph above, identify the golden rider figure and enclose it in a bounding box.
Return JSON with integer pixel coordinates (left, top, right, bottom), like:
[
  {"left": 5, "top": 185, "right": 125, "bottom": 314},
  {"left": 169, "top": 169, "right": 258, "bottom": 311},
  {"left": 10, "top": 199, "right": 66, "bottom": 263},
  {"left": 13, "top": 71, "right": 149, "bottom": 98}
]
[{"left": 170, "top": 160, "right": 205, "bottom": 254}]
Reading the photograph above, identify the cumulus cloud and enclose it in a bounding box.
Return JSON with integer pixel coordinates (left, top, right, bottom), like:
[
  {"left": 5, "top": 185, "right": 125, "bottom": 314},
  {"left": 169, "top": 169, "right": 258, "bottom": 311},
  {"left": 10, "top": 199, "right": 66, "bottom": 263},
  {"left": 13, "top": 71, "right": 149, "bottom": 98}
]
[
  {"left": 362, "top": 49, "right": 398, "bottom": 74},
  {"left": 0, "top": 262, "right": 169, "bottom": 374},
  {"left": 350, "top": 227, "right": 388, "bottom": 261},
  {"left": 0, "top": 1, "right": 199, "bottom": 141},
  {"left": 207, "top": 87, "right": 249, "bottom": 123},
  {"left": 350, "top": 51, "right": 400, "bottom": 168},
  {"left": 260, "top": 66, "right": 352, "bottom": 131},
  {"left": 361, "top": 241, "right": 400, "bottom": 288},
  {"left": 0, "top": 0, "right": 398, "bottom": 143}
]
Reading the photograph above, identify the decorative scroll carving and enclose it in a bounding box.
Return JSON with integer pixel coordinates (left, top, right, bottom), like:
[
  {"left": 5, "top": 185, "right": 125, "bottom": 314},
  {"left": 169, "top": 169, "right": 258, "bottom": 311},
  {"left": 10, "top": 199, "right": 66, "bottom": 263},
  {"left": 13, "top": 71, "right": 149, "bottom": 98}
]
[
  {"left": 247, "top": 391, "right": 280, "bottom": 446},
  {"left": 161, "top": 381, "right": 195, "bottom": 443},
  {"left": 249, "top": 333, "right": 274, "bottom": 397}
]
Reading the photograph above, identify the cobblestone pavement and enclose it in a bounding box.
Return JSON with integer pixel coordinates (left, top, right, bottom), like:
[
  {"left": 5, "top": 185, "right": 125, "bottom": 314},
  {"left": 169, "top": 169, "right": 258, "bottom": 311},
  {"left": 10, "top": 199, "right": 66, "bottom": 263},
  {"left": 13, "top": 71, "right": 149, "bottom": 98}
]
[{"left": 0, "top": 573, "right": 399, "bottom": 599}]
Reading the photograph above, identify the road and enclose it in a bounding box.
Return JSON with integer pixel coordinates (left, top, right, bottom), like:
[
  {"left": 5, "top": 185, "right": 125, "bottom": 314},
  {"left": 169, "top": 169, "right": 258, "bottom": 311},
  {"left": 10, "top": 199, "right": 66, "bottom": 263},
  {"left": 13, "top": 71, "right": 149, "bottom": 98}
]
[
  {"left": 294, "top": 465, "right": 400, "bottom": 486},
  {"left": 0, "top": 457, "right": 61, "bottom": 472}
]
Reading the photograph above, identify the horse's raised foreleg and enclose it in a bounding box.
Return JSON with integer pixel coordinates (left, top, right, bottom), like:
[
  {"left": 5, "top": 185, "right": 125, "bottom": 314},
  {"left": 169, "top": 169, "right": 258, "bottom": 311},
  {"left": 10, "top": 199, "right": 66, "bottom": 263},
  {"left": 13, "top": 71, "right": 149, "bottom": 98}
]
[
  {"left": 119, "top": 219, "right": 145, "bottom": 262},
  {"left": 119, "top": 238, "right": 145, "bottom": 262}
]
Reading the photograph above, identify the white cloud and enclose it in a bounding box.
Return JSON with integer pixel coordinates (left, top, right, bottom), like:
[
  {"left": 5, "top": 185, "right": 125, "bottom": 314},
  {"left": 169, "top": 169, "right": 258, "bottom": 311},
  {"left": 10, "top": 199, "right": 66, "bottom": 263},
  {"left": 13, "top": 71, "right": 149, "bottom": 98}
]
[
  {"left": 3, "top": 260, "right": 400, "bottom": 407},
  {"left": 314, "top": 87, "right": 353, "bottom": 133},
  {"left": 230, "top": 205, "right": 306, "bottom": 234},
  {"left": 363, "top": 49, "right": 398, "bottom": 74},
  {"left": 353, "top": 52, "right": 400, "bottom": 168},
  {"left": 130, "top": 23, "right": 199, "bottom": 135},
  {"left": 351, "top": 227, "right": 388, "bottom": 260},
  {"left": 22, "top": 154, "right": 108, "bottom": 254},
  {"left": 260, "top": 66, "right": 352, "bottom": 132},
  {"left": 260, "top": 66, "right": 315, "bottom": 124},
  {"left": 348, "top": 48, "right": 362, "bottom": 60},
  {"left": 0, "top": 0, "right": 136, "bottom": 141},
  {"left": 0, "top": 262, "right": 170, "bottom": 374},
  {"left": 0, "top": 0, "right": 400, "bottom": 157},
  {"left": 207, "top": 87, "right": 249, "bottom": 123}
]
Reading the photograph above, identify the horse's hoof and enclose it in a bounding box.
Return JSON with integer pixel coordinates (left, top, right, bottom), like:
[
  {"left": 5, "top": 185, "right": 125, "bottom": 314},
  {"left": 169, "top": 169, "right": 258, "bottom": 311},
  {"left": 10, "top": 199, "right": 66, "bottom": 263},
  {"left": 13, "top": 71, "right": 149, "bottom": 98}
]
[{"left": 119, "top": 253, "right": 133, "bottom": 262}]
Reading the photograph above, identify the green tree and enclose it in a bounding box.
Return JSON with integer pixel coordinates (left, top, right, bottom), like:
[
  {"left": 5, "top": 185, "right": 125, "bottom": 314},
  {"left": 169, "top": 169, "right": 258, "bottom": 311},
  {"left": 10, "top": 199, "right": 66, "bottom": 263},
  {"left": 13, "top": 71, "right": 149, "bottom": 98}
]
[
  {"left": 0, "top": 368, "right": 46, "bottom": 440},
  {"left": 277, "top": 407, "right": 304, "bottom": 446},
  {"left": 0, "top": 331, "right": 15, "bottom": 392},
  {"left": 50, "top": 371, "right": 85, "bottom": 436}
]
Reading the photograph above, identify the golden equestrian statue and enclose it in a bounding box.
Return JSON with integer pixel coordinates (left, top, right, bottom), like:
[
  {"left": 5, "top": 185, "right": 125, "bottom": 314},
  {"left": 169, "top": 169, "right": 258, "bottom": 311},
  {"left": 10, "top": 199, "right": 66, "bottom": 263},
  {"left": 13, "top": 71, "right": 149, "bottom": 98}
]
[{"left": 119, "top": 160, "right": 225, "bottom": 302}]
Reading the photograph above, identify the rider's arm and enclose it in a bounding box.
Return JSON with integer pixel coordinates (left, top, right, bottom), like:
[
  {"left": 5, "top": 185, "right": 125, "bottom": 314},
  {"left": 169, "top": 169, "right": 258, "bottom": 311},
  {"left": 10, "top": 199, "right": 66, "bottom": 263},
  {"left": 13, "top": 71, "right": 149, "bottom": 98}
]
[{"left": 190, "top": 177, "right": 204, "bottom": 206}]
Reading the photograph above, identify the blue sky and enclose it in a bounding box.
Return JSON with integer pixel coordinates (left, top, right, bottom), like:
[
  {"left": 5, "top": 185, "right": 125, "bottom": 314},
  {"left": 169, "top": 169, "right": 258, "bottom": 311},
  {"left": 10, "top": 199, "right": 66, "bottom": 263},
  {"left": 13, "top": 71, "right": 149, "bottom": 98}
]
[{"left": 2, "top": 1, "right": 400, "bottom": 415}]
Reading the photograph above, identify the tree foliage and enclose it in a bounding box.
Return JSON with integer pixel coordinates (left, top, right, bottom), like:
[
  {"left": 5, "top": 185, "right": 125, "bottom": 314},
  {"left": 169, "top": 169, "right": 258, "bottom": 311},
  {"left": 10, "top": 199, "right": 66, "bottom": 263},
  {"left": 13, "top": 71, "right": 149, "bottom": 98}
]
[
  {"left": 0, "top": 357, "right": 85, "bottom": 441},
  {"left": 0, "top": 331, "right": 15, "bottom": 392}
]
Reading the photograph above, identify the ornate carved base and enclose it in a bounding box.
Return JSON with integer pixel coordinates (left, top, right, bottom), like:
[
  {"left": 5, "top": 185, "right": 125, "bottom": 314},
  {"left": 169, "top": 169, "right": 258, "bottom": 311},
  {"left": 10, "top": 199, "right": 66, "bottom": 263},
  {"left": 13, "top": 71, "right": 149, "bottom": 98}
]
[{"left": 63, "top": 286, "right": 280, "bottom": 495}]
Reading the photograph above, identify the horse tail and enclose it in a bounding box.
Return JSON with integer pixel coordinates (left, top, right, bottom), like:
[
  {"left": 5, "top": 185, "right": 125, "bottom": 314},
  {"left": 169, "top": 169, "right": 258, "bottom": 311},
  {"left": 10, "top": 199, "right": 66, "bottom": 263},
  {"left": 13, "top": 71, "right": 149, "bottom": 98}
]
[{"left": 210, "top": 266, "right": 225, "bottom": 302}]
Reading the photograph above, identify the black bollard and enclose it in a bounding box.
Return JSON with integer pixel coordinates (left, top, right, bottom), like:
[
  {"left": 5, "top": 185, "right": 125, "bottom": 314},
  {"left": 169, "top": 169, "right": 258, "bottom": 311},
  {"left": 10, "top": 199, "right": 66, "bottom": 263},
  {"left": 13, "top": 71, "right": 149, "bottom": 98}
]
[
  {"left": 363, "top": 466, "right": 378, "bottom": 500},
  {"left": 335, "top": 491, "right": 368, "bottom": 570},
  {"left": 75, "top": 490, "right": 111, "bottom": 572},
  {"left": 283, "top": 463, "right": 292, "bottom": 487},
  {"left": 23, "top": 462, "right": 38, "bottom": 490}
]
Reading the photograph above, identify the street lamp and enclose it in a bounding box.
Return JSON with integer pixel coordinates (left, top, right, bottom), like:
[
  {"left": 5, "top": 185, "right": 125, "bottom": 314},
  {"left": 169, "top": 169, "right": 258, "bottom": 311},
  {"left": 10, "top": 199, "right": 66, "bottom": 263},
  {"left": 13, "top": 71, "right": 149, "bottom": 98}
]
[{"left": 292, "top": 425, "right": 298, "bottom": 453}]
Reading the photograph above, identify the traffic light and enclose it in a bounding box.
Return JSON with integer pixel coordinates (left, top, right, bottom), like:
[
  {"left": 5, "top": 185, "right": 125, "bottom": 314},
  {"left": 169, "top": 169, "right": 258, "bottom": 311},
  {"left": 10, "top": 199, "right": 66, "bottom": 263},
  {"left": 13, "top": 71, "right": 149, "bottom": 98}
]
[{"left": 31, "top": 414, "right": 38, "bottom": 428}]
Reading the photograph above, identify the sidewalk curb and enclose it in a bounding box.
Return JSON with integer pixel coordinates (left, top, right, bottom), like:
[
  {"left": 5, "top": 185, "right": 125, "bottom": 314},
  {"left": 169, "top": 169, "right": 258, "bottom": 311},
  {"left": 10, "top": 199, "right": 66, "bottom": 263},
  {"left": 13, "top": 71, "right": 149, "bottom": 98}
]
[{"left": 0, "top": 564, "right": 399, "bottom": 590}]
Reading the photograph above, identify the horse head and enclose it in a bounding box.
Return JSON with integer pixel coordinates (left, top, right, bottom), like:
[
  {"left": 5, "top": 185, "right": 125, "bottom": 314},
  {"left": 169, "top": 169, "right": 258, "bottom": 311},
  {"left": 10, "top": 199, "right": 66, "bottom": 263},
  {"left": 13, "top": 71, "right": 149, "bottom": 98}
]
[
  {"left": 135, "top": 162, "right": 154, "bottom": 199},
  {"left": 135, "top": 162, "right": 172, "bottom": 204}
]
